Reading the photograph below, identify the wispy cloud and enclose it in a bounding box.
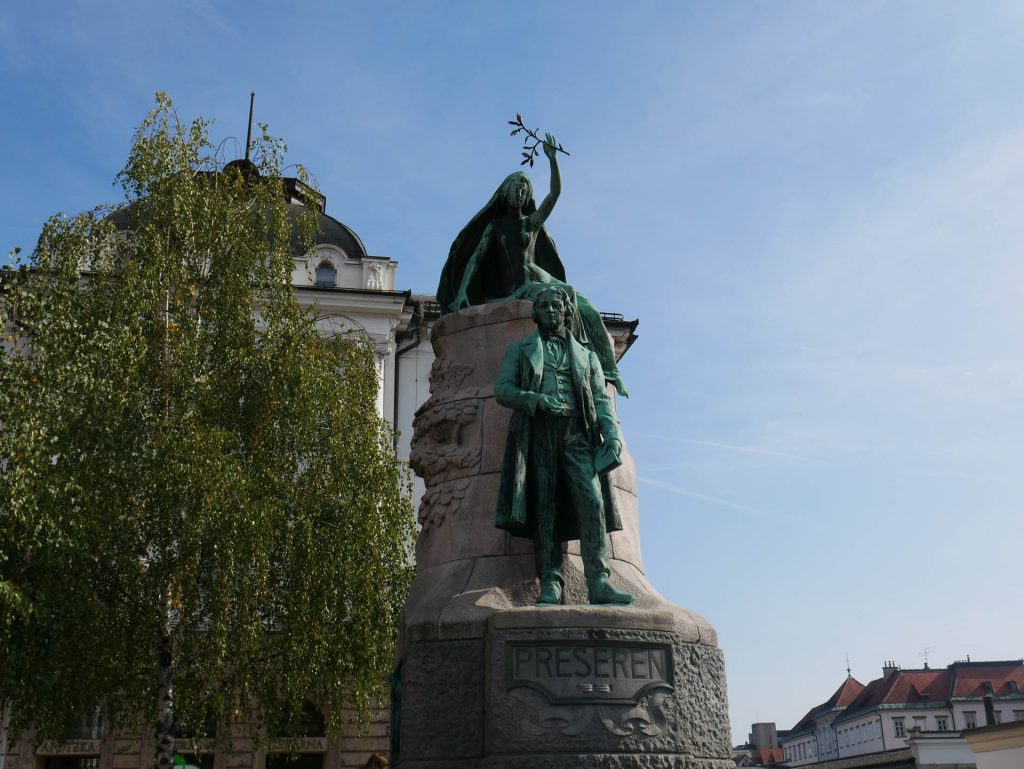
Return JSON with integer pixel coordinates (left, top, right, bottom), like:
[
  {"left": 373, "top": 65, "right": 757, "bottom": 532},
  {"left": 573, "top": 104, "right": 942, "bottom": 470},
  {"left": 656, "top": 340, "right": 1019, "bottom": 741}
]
[
  {"left": 181, "top": 0, "right": 240, "bottom": 39},
  {"left": 635, "top": 433, "right": 817, "bottom": 463},
  {"left": 637, "top": 476, "right": 782, "bottom": 521}
]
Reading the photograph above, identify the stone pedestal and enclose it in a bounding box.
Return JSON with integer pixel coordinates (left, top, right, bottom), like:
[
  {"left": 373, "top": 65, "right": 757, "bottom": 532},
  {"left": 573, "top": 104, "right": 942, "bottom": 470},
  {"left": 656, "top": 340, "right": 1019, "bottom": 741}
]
[{"left": 396, "top": 302, "right": 731, "bottom": 769}]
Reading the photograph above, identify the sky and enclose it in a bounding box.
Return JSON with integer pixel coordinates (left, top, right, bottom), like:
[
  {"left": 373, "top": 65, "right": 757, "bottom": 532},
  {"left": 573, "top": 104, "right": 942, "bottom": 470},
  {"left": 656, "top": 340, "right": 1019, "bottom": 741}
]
[{"left": 3, "top": 0, "right": 1024, "bottom": 746}]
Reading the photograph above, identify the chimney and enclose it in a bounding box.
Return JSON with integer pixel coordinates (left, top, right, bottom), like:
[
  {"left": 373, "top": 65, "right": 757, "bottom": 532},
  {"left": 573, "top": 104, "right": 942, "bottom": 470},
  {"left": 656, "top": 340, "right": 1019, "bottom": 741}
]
[
  {"left": 984, "top": 695, "right": 996, "bottom": 726},
  {"left": 882, "top": 660, "right": 900, "bottom": 679},
  {"left": 751, "top": 722, "right": 779, "bottom": 749}
]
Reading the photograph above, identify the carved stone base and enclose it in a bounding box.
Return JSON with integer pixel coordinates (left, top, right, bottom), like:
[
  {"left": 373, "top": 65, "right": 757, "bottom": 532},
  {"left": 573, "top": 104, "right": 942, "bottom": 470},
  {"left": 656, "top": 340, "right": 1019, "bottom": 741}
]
[{"left": 395, "top": 607, "right": 730, "bottom": 769}]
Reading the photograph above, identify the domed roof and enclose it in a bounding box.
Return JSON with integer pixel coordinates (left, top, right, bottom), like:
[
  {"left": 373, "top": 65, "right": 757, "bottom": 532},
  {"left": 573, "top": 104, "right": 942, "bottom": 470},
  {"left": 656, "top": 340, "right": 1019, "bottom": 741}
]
[
  {"left": 108, "top": 197, "right": 369, "bottom": 262},
  {"left": 287, "top": 204, "right": 367, "bottom": 259}
]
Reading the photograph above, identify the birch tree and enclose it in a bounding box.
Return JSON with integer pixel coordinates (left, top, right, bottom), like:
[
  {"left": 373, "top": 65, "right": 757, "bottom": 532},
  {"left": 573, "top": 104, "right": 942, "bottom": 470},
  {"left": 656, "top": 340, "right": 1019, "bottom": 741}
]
[{"left": 0, "top": 94, "right": 414, "bottom": 769}]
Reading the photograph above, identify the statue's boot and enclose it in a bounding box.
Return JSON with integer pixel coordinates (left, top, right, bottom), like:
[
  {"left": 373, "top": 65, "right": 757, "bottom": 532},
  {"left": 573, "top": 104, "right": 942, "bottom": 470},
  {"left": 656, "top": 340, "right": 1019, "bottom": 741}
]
[
  {"left": 589, "top": 577, "right": 634, "bottom": 606},
  {"left": 536, "top": 575, "right": 563, "bottom": 606}
]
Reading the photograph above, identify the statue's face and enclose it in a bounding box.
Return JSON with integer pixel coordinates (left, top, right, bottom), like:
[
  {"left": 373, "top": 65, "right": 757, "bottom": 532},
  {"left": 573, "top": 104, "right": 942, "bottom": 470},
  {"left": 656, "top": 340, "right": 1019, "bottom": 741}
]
[
  {"left": 513, "top": 180, "right": 529, "bottom": 208},
  {"left": 505, "top": 176, "right": 530, "bottom": 209},
  {"left": 536, "top": 294, "right": 566, "bottom": 335}
]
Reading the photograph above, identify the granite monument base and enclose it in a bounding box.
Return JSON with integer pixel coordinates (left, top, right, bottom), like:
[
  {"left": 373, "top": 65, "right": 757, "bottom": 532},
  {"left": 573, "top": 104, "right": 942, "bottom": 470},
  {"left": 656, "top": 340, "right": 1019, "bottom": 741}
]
[{"left": 397, "top": 601, "right": 731, "bottom": 769}]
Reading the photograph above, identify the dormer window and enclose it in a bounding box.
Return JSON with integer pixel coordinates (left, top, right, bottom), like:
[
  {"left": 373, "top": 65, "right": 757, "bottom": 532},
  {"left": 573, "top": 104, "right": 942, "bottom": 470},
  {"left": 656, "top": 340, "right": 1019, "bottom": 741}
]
[
  {"left": 983, "top": 681, "right": 994, "bottom": 695},
  {"left": 1009, "top": 681, "right": 1019, "bottom": 694},
  {"left": 316, "top": 262, "right": 337, "bottom": 288}
]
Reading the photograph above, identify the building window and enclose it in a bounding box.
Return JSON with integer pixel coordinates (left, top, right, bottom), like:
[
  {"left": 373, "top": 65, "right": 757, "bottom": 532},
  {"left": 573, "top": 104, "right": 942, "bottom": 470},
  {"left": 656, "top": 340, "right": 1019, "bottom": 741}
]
[
  {"left": 62, "top": 710, "right": 104, "bottom": 740},
  {"left": 44, "top": 760, "right": 99, "bottom": 769},
  {"left": 995, "top": 711, "right": 1002, "bottom": 724},
  {"left": 173, "top": 712, "right": 217, "bottom": 740},
  {"left": 265, "top": 701, "right": 327, "bottom": 769},
  {"left": 964, "top": 711, "right": 977, "bottom": 729},
  {"left": 1010, "top": 681, "right": 1020, "bottom": 694},
  {"left": 1014, "top": 710, "right": 1024, "bottom": 722},
  {"left": 315, "top": 262, "right": 337, "bottom": 288},
  {"left": 936, "top": 716, "right": 949, "bottom": 731},
  {"left": 893, "top": 718, "right": 906, "bottom": 737},
  {"left": 983, "top": 681, "right": 994, "bottom": 695}
]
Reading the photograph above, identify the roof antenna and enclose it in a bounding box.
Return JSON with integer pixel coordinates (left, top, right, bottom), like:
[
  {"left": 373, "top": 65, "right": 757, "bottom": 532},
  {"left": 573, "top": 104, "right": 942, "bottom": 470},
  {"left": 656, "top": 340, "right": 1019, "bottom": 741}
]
[
  {"left": 244, "top": 92, "right": 255, "bottom": 161},
  {"left": 919, "top": 647, "right": 932, "bottom": 670}
]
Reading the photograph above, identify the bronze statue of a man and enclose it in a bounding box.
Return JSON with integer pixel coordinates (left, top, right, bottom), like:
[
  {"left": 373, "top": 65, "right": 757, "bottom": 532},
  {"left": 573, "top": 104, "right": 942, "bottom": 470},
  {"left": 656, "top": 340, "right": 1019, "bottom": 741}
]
[{"left": 494, "top": 285, "right": 634, "bottom": 606}]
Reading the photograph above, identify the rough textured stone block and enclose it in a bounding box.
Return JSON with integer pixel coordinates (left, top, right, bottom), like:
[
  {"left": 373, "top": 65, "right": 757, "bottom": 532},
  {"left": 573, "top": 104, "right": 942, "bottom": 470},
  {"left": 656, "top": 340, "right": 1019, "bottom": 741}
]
[{"left": 400, "top": 639, "right": 485, "bottom": 761}]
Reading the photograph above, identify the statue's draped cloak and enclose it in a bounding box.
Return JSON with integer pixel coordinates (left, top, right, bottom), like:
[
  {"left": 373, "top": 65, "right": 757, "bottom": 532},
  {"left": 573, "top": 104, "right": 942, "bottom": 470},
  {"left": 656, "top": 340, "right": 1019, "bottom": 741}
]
[{"left": 436, "top": 179, "right": 566, "bottom": 310}]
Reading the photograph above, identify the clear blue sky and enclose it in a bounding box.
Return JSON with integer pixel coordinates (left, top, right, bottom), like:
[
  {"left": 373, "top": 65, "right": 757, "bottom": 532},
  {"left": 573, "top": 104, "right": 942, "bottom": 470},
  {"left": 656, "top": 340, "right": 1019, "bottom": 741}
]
[{"left": 3, "top": 1, "right": 1023, "bottom": 745}]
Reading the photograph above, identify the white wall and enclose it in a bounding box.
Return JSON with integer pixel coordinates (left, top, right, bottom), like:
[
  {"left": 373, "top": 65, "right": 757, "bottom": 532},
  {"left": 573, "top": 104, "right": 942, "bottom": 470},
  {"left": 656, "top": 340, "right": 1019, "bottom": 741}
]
[
  {"left": 973, "top": 745, "right": 1024, "bottom": 769},
  {"left": 394, "top": 337, "right": 435, "bottom": 519},
  {"left": 908, "top": 735, "right": 977, "bottom": 766}
]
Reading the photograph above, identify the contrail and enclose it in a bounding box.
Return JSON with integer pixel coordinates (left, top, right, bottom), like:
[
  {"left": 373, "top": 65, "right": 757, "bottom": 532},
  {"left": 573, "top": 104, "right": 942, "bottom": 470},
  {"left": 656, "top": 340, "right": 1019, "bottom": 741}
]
[
  {"left": 638, "top": 477, "right": 774, "bottom": 519},
  {"left": 635, "top": 434, "right": 814, "bottom": 462}
]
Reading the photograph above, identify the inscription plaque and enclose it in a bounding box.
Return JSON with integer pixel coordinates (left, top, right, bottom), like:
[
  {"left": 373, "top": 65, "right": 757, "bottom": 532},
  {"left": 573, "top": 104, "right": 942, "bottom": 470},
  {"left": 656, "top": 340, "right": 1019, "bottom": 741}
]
[{"left": 507, "top": 640, "right": 673, "bottom": 705}]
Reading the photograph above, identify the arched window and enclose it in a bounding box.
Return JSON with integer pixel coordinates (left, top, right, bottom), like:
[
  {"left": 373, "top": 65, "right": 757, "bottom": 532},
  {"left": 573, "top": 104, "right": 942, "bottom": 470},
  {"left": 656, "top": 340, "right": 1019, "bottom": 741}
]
[{"left": 315, "top": 262, "right": 337, "bottom": 288}]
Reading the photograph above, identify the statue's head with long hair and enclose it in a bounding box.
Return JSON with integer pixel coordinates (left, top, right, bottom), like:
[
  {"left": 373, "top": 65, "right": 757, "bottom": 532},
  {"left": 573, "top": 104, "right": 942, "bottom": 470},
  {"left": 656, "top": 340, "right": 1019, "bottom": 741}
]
[{"left": 499, "top": 171, "right": 534, "bottom": 211}]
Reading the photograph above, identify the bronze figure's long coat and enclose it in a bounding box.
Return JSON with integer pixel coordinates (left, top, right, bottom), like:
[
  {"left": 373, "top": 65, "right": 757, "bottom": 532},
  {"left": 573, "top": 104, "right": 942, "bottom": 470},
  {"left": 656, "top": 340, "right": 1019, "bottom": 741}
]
[{"left": 494, "top": 331, "right": 622, "bottom": 542}]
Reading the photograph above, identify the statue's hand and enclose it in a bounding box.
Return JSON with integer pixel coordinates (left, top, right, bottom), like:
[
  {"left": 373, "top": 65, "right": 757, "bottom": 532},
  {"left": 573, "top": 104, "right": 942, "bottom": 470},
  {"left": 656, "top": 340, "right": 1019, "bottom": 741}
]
[
  {"left": 543, "top": 133, "right": 557, "bottom": 161},
  {"left": 537, "top": 394, "right": 562, "bottom": 414},
  {"left": 448, "top": 292, "right": 470, "bottom": 312}
]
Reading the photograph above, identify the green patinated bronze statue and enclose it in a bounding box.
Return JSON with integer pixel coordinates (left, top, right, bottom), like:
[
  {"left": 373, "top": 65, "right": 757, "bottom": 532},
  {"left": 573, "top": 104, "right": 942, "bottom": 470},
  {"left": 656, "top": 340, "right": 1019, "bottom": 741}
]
[
  {"left": 436, "top": 134, "right": 628, "bottom": 397},
  {"left": 494, "top": 285, "right": 634, "bottom": 607}
]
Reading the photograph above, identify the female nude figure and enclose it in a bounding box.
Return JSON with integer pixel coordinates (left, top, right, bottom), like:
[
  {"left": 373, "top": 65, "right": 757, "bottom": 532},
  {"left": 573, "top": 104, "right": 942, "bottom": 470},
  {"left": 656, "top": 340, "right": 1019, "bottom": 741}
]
[{"left": 436, "top": 134, "right": 628, "bottom": 396}]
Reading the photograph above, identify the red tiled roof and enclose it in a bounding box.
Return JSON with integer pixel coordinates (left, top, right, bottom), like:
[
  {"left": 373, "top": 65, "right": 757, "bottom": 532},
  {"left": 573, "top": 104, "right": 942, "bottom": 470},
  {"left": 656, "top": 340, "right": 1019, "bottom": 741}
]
[
  {"left": 754, "top": 747, "right": 784, "bottom": 765},
  {"left": 844, "top": 669, "right": 949, "bottom": 713},
  {"left": 791, "top": 676, "right": 865, "bottom": 731},
  {"left": 950, "top": 661, "right": 1024, "bottom": 698},
  {"left": 833, "top": 676, "right": 867, "bottom": 707}
]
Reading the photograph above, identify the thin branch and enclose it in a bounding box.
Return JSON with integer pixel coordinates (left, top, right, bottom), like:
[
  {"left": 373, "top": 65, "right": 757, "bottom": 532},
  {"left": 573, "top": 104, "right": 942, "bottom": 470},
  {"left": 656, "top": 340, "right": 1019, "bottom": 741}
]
[{"left": 507, "top": 114, "right": 570, "bottom": 167}]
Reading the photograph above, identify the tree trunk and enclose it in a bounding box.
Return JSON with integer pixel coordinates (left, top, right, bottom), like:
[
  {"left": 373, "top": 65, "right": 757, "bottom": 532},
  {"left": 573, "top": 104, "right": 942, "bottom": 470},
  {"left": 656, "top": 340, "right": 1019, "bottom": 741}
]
[
  {"left": 155, "top": 629, "right": 175, "bottom": 769},
  {"left": 0, "top": 699, "right": 12, "bottom": 769}
]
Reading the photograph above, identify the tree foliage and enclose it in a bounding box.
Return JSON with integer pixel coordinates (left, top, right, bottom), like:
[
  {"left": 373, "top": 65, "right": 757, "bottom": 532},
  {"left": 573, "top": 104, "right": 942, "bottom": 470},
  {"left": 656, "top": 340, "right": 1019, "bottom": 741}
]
[{"left": 0, "top": 94, "right": 415, "bottom": 760}]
